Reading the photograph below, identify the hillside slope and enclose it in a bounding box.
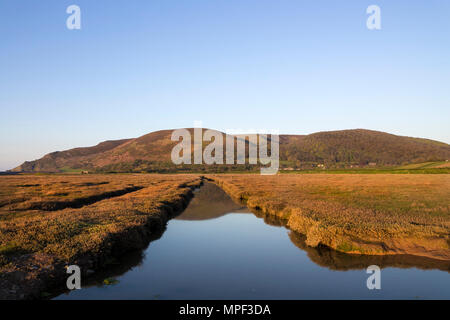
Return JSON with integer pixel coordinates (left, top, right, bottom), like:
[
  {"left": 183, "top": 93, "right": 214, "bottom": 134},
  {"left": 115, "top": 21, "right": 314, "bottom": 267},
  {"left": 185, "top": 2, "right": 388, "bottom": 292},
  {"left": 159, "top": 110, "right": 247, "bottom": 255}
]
[
  {"left": 280, "top": 129, "right": 450, "bottom": 166},
  {"left": 11, "top": 129, "right": 450, "bottom": 172},
  {"left": 13, "top": 139, "right": 132, "bottom": 172}
]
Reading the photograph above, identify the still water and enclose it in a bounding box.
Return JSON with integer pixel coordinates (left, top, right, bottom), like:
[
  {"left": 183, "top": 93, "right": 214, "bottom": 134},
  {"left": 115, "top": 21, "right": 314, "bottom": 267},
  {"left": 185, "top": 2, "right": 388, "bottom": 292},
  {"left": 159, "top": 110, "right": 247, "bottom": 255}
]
[{"left": 56, "top": 183, "right": 450, "bottom": 299}]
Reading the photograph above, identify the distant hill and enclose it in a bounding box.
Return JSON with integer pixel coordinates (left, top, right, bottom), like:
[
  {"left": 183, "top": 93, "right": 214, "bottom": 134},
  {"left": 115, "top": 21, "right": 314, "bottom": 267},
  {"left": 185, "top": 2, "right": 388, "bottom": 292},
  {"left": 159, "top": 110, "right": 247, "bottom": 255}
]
[
  {"left": 279, "top": 129, "right": 450, "bottom": 167},
  {"left": 11, "top": 129, "right": 450, "bottom": 172}
]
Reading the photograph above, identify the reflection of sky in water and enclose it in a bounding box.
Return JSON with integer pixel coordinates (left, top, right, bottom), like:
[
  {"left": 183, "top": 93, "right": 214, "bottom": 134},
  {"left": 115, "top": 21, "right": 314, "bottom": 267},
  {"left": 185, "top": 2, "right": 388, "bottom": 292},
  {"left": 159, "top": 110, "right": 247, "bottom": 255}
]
[{"left": 57, "top": 212, "right": 450, "bottom": 300}]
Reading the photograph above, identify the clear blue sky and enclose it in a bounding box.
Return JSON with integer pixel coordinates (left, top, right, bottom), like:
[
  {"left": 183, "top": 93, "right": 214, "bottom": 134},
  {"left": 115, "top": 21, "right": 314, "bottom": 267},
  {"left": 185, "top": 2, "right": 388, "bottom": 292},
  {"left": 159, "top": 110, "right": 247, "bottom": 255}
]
[{"left": 1, "top": 0, "right": 449, "bottom": 170}]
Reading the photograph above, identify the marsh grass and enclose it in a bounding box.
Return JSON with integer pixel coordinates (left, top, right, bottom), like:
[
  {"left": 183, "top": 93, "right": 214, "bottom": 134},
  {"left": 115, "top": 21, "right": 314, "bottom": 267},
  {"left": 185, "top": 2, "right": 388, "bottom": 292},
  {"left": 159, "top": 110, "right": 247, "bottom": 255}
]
[
  {"left": 0, "top": 174, "right": 202, "bottom": 299},
  {"left": 209, "top": 174, "right": 450, "bottom": 260}
]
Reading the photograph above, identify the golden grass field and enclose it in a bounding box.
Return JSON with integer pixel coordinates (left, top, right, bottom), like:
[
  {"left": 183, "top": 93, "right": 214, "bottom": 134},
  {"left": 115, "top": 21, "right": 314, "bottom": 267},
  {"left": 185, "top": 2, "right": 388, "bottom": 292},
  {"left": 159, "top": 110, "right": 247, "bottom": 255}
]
[
  {"left": 0, "top": 174, "right": 202, "bottom": 299},
  {"left": 0, "top": 173, "right": 449, "bottom": 299},
  {"left": 208, "top": 174, "right": 450, "bottom": 260}
]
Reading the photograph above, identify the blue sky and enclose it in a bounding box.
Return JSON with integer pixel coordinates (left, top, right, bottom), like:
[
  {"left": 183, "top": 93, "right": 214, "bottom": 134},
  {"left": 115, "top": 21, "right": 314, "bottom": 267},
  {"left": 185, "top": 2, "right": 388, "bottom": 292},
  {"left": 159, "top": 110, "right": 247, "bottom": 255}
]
[{"left": 1, "top": 0, "right": 449, "bottom": 170}]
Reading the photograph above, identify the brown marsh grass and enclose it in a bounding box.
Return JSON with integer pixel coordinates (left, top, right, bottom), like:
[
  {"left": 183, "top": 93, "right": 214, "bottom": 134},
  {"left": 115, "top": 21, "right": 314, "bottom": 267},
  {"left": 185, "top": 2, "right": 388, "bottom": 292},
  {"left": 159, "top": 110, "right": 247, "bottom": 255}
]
[
  {"left": 0, "top": 174, "right": 202, "bottom": 299},
  {"left": 208, "top": 174, "right": 450, "bottom": 260}
]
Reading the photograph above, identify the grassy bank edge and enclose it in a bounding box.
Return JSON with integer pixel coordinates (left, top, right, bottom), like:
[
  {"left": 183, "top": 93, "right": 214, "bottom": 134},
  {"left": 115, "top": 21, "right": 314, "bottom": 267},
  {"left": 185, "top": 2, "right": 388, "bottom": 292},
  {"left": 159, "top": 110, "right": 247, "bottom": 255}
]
[
  {"left": 0, "top": 177, "right": 204, "bottom": 300},
  {"left": 207, "top": 176, "right": 449, "bottom": 262}
]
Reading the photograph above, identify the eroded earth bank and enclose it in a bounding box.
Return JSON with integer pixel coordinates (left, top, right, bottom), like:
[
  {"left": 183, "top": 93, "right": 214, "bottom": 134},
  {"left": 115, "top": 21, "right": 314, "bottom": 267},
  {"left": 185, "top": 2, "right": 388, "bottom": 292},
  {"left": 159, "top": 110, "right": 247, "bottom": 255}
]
[{"left": 208, "top": 174, "right": 450, "bottom": 261}]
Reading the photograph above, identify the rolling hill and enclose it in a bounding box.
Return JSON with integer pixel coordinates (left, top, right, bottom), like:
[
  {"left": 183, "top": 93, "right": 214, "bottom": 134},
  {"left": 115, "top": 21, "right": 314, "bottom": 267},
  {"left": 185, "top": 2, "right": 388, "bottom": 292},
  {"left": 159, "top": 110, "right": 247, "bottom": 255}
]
[{"left": 11, "top": 129, "right": 450, "bottom": 172}]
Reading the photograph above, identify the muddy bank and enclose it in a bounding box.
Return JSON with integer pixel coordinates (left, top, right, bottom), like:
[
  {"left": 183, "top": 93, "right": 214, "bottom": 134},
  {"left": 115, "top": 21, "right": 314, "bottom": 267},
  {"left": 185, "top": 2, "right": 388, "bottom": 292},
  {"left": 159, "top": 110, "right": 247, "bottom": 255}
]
[
  {"left": 0, "top": 178, "right": 203, "bottom": 300},
  {"left": 288, "top": 232, "right": 450, "bottom": 272},
  {"left": 248, "top": 205, "right": 450, "bottom": 272},
  {"left": 208, "top": 177, "right": 450, "bottom": 261}
]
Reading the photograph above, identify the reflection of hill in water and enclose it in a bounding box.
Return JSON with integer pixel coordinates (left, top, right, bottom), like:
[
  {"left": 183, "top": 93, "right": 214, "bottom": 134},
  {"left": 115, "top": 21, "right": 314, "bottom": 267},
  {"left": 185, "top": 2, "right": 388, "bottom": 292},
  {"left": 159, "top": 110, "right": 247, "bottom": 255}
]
[
  {"left": 176, "top": 182, "right": 250, "bottom": 221},
  {"left": 288, "top": 231, "right": 450, "bottom": 272}
]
